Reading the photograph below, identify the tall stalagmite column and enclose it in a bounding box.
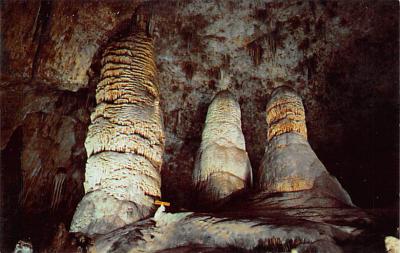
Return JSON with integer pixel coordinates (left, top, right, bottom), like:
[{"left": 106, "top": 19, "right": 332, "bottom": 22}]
[
  {"left": 193, "top": 90, "right": 252, "bottom": 206},
  {"left": 258, "top": 86, "right": 353, "bottom": 205},
  {"left": 70, "top": 11, "right": 165, "bottom": 235}
]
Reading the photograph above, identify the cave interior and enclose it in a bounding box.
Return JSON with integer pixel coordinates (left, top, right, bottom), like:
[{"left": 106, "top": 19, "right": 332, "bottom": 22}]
[{"left": 0, "top": 0, "right": 399, "bottom": 252}]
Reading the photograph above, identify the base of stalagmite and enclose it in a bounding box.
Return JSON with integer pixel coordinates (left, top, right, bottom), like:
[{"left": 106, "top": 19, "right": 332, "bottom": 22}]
[
  {"left": 30, "top": 190, "right": 397, "bottom": 253},
  {"left": 70, "top": 191, "right": 156, "bottom": 235},
  {"left": 81, "top": 198, "right": 382, "bottom": 253},
  {"left": 258, "top": 87, "right": 353, "bottom": 207},
  {"left": 258, "top": 133, "right": 353, "bottom": 206},
  {"left": 194, "top": 171, "right": 247, "bottom": 207}
]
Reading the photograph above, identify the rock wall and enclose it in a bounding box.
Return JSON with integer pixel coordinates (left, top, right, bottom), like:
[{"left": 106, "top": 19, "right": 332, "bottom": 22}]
[
  {"left": 0, "top": 85, "right": 90, "bottom": 250},
  {"left": 1, "top": 0, "right": 398, "bottom": 250}
]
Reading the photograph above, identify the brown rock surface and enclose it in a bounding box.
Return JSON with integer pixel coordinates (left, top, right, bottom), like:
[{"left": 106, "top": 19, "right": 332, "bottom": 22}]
[
  {"left": 1, "top": 0, "right": 41, "bottom": 81},
  {"left": 0, "top": 0, "right": 398, "bottom": 251},
  {"left": 34, "top": 0, "right": 142, "bottom": 91},
  {"left": 1, "top": 84, "right": 90, "bottom": 250}
]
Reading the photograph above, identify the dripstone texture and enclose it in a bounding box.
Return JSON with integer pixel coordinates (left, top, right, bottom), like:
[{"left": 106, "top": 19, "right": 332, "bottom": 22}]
[
  {"left": 193, "top": 90, "right": 252, "bottom": 206},
  {"left": 0, "top": 84, "right": 90, "bottom": 250},
  {"left": 1, "top": 0, "right": 398, "bottom": 251},
  {"left": 258, "top": 86, "right": 352, "bottom": 207},
  {"left": 78, "top": 88, "right": 381, "bottom": 253},
  {"left": 70, "top": 18, "right": 165, "bottom": 235}
]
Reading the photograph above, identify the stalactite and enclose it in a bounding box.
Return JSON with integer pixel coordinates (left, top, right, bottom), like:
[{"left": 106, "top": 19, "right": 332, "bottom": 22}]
[
  {"left": 258, "top": 86, "right": 353, "bottom": 206},
  {"left": 193, "top": 90, "right": 252, "bottom": 206},
  {"left": 50, "top": 172, "right": 66, "bottom": 210},
  {"left": 70, "top": 8, "right": 165, "bottom": 235},
  {"left": 18, "top": 157, "right": 42, "bottom": 208}
]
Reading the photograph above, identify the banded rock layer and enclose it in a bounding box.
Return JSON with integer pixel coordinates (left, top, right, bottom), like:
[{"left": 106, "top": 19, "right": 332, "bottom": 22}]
[
  {"left": 258, "top": 87, "right": 352, "bottom": 206},
  {"left": 70, "top": 23, "right": 165, "bottom": 235},
  {"left": 193, "top": 90, "right": 252, "bottom": 206}
]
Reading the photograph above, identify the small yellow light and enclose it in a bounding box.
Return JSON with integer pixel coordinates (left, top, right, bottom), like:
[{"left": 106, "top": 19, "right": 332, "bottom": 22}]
[{"left": 154, "top": 200, "right": 171, "bottom": 207}]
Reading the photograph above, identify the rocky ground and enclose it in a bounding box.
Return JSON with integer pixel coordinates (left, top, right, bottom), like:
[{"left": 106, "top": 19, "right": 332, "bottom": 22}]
[{"left": 1, "top": 0, "right": 398, "bottom": 251}]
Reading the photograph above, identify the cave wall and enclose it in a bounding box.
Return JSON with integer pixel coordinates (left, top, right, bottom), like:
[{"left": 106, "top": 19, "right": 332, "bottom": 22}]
[{"left": 1, "top": 0, "right": 398, "bottom": 250}]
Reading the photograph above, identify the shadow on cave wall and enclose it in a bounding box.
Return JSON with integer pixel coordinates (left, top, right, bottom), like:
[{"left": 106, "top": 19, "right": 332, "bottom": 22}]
[
  {"left": 0, "top": 87, "right": 93, "bottom": 251},
  {"left": 1, "top": 126, "right": 23, "bottom": 251},
  {"left": 310, "top": 13, "right": 399, "bottom": 208},
  {"left": 0, "top": 1, "right": 399, "bottom": 251}
]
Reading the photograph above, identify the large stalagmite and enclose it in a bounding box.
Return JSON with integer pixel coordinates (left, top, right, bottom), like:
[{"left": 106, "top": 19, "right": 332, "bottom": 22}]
[
  {"left": 258, "top": 86, "right": 352, "bottom": 205},
  {"left": 70, "top": 12, "right": 165, "bottom": 235},
  {"left": 193, "top": 90, "right": 252, "bottom": 205},
  {"left": 76, "top": 86, "right": 374, "bottom": 252}
]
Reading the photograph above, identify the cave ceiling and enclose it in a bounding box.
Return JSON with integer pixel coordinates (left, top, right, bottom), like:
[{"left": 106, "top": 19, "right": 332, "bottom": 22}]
[{"left": 0, "top": 0, "right": 398, "bottom": 250}]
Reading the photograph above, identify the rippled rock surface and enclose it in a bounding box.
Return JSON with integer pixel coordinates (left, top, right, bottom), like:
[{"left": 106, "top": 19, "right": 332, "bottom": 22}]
[{"left": 70, "top": 12, "right": 165, "bottom": 235}]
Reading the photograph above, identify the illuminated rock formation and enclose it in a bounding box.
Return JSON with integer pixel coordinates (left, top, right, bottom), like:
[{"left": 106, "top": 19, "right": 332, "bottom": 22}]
[
  {"left": 87, "top": 204, "right": 370, "bottom": 253},
  {"left": 13, "top": 240, "right": 33, "bottom": 253},
  {"left": 78, "top": 87, "right": 371, "bottom": 253},
  {"left": 50, "top": 87, "right": 377, "bottom": 253},
  {"left": 193, "top": 90, "right": 252, "bottom": 205},
  {"left": 258, "top": 86, "right": 352, "bottom": 205},
  {"left": 70, "top": 11, "right": 165, "bottom": 235},
  {"left": 385, "top": 236, "right": 400, "bottom": 253}
]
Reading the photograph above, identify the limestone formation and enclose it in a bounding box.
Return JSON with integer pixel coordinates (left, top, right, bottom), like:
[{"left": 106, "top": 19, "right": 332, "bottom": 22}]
[
  {"left": 258, "top": 86, "right": 352, "bottom": 206},
  {"left": 87, "top": 203, "right": 371, "bottom": 253},
  {"left": 13, "top": 240, "right": 33, "bottom": 253},
  {"left": 2, "top": 2, "right": 398, "bottom": 252},
  {"left": 385, "top": 236, "right": 400, "bottom": 253},
  {"left": 70, "top": 12, "right": 165, "bottom": 235},
  {"left": 50, "top": 170, "right": 67, "bottom": 211},
  {"left": 193, "top": 90, "right": 252, "bottom": 206},
  {"left": 64, "top": 86, "right": 376, "bottom": 252},
  {"left": 265, "top": 86, "right": 307, "bottom": 142}
]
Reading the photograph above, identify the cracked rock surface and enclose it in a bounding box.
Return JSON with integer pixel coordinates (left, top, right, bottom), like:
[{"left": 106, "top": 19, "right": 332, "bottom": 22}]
[{"left": 1, "top": 0, "right": 398, "bottom": 251}]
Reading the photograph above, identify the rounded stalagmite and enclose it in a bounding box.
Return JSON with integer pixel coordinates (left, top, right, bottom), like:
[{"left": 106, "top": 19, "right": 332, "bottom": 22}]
[
  {"left": 258, "top": 86, "right": 353, "bottom": 206},
  {"left": 193, "top": 90, "right": 252, "bottom": 206},
  {"left": 70, "top": 13, "right": 165, "bottom": 235}
]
